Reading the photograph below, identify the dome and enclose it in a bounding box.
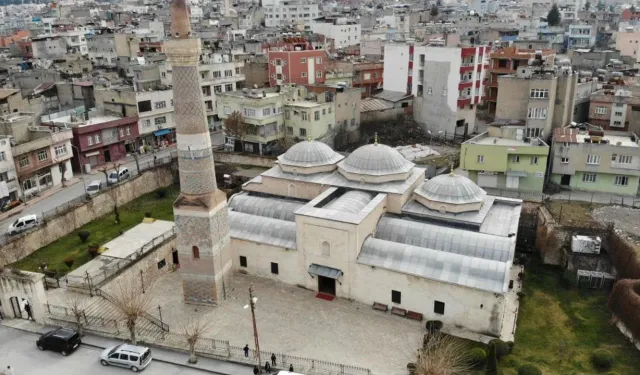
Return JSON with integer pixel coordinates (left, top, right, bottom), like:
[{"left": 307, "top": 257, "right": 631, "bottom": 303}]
[
  {"left": 338, "top": 143, "right": 414, "bottom": 178},
  {"left": 278, "top": 140, "right": 344, "bottom": 168},
  {"left": 416, "top": 173, "right": 486, "bottom": 205}
]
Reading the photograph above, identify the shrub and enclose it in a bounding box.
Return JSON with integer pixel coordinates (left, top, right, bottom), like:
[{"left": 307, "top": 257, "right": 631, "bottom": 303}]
[
  {"left": 145, "top": 211, "right": 152, "bottom": 218},
  {"left": 506, "top": 341, "right": 515, "bottom": 354},
  {"left": 560, "top": 269, "right": 576, "bottom": 288},
  {"left": 156, "top": 187, "right": 168, "bottom": 199},
  {"left": 591, "top": 349, "right": 614, "bottom": 370},
  {"left": 486, "top": 342, "right": 498, "bottom": 375},
  {"left": 467, "top": 347, "right": 487, "bottom": 369},
  {"left": 425, "top": 320, "right": 443, "bottom": 334},
  {"left": 489, "top": 339, "right": 509, "bottom": 359},
  {"left": 517, "top": 291, "right": 526, "bottom": 299},
  {"left": 517, "top": 364, "right": 542, "bottom": 375},
  {"left": 63, "top": 257, "right": 74, "bottom": 269},
  {"left": 78, "top": 230, "right": 90, "bottom": 243},
  {"left": 518, "top": 271, "right": 525, "bottom": 280},
  {"left": 88, "top": 243, "right": 99, "bottom": 259}
]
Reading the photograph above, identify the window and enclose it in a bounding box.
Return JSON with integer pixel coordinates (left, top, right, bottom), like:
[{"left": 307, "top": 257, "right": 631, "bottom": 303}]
[
  {"left": 595, "top": 107, "right": 607, "bottom": 115},
  {"left": 203, "top": 86, "right": 211, "bottom": 96},
  {"left": 94, "top": 134, "right": 101, "bottom": 143},
  {"left": 586, "top": 155, "right": 600, "bottom": 165},
  {"left": 512, "top": 155, "right": 520, "bottom": 163},
  {"left": 263, "top": 108, "right": 271, "bottom": 116},
  {"left": 87, "top": 136, "right": 93, "bottom": 146},
  {"left": 314, "top": 111, "right": 320, "bottom": 121},
  {"left": 531, "top": 156, "right": 539, "bottom": 165},
  {"left": 0, "top": 151, "right": 4, "bottom": 161},
  {"left": 615, "top": 103, "right": 624, "bottom": 107},
  {"left": 138, "top": 100, "right": 152, "bottom": 112},
  {"left": 214, "top": 85, "right": 222, "bottom": 93},
  {"left": 244, "top": 108, "right": 256, "bottom": 117},
  {"left": 322, "top": 109, "right": 326, "bottom": 115},
  {"left": 224, "top": 106, "right": 231, "bottom": 115},
  {"left": 235, "top": 67, "right": 241, "bottom": 74},
  {"left": 315, "top": 57, "right": 322, "bottom": 64},
  {"left": 126, "top": 126, "right": 131, "bottom": 135},
  {"left": 301, "top": 72, "right": 307, "bottom": 78},
  {"left": 154, "top": 101, "right": 166, "bottom": 109},
  {"left": 275, "top": 59, "right": 282, "bottom": 66},
  {"left": 301, "top": 112, "right": 308, "bottom": 121},
  {"left": 301, "top": 57, "right": 307, "bottom": 63},
  {"left": 617, "top": 155, "right": 632, "bottom": 164},
  {"left": 143, "top": 119, "right": 151, "bottom": 127},
  {"left": 427, "top": 87, "right": 433, "bottom": 95},
  {"left": 192, "top": 246, "right": 200, "bottom": 259},
  {"left": 213, "top": 71, "right": 221, "bottom": 78},
  {"left": 615, "top": 111, "right": 623, "bottom": 116},
  {"left": 582, "top": 173, "right": 597, "bottom": 183},
  {"left": 391, "top": 290, "right": 401, "bottom": 304},
  {"left": 155, "top": 117, "right": 167, "bottom": 125},
  {"left": 271, "top": 262, "right": 279, "bottom": 274},
  {"left": 299, "top": 128, "right": 307, "bottom": 137},
  {"left": 286, "top": 126, "right": 293, "bottom": 134},
  {"left": 316, "top": 71, "right": 323, "bottom": 78},
  {"left": 54, "top": 145, "right": 67, "bottom": 157},
  {"left": 613, "top": 120, "right": 623, "bottom": 127},
  {"left": 434, "top": 301, "right": 445, "bottom": 315},
  {"left": 477, "top": 155, "right": 485, "bottom": 164},
  {"left": 284, "top": 110, "right": 290, "bottom": 120},
  {"left": 328, "top": 107, "right": 332, "bottom": 114},
  {"left": 18, "top": 156, "right": 29, "bottom": 168},
  {"left": 224, "top": 70, "right": 233, "bottom": 77},
  {"left": 37, "top": 150, "right": 48, "bottom": 162},
  {"left": 225, "top": 83, "right": 233, "bottom": 92},
  {"left": 119, "top": 354, "right": 129, "bottom": 361},
  {"left": 527, "top": 107, "right": 547, "bottom": 119},
  {"left": 157, "top": 259, "right": 166, "bottom": 269},
  {"left": 239, "top": 256, "right": 247, "bottom": 267},
  {"left": 561, "top": 157, "right": 569, "bottom": 163},
  {"left": 615, "top": 175, "right": 629, "bottom": 186},
  {"left": 529, "top": 89, "right": 549, "bottom": 99}
]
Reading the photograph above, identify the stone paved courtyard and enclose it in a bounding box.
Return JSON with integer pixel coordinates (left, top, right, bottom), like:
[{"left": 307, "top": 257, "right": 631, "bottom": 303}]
[{"left": 154, "top": 271, "right": 423, "bottom": 374}]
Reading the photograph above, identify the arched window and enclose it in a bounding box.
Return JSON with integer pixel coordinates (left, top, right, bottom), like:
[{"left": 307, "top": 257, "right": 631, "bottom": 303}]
[
  {"left": 322, "top": 241, "right": 330, "bottom": 257},
  {"left": 288, "top": 183, "right": 296, "bottom": 197},
  {"left": 192, "top": 246, "right": 200, "bottom": 259}
]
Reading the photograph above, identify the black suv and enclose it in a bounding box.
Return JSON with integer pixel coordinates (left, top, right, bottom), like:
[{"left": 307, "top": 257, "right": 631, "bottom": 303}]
[{"left": 36, "top": 328, "right": 82, "bottom": 356}]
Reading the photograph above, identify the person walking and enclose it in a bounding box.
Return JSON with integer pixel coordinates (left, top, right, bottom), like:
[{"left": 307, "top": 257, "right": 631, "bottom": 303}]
[
  {"left": 253, "top": 365, "right": 259, "bottom": 375},
  {"left": 270, "top": 353, "right": 276, "bottom": 367},
  {"left": 22, "top": 299, "right": 32, "bottom": 320},
  {"left": 289, "top": 364, "right": 294, "bottom": 372},
  {"left": 243, "top": 344, "right": 250, "bottom": 357},
  {"left": 264, "top": 361, "right": 271, "bottom": 374}
]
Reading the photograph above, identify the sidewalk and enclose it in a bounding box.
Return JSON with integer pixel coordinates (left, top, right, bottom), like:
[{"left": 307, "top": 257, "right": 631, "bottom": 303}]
[
  {"left": 1, "top": 319, "right": 254, "bottom": 375},
  {"left": 0, "top": 177, "right": 81, "bottom": 222}
]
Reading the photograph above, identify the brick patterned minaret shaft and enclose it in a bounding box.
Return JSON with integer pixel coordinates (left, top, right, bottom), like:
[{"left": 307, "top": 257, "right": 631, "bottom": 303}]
[{"left": 166, "top": 0, "right": 232, "bottom": 305}]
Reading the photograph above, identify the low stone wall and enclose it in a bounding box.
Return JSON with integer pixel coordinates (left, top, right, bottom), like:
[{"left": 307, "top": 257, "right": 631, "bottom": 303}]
[
  {"left": 213, "top": 151, "right": 276, "bottom": 168},
  {"left": 0, "top": 162, "right": 178, "bottom": 267}
]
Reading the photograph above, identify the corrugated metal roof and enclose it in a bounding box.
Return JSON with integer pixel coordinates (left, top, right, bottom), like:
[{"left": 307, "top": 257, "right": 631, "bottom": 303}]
[
  {"left": 361, "top": 98, "right": 394, "bottom": 112},
  {"left": 0, "top": 89, "right": 19, "bottom": 100},
  {"left": 373, "top": 90, "right": 412, "bottom": 102},
  {"left": 228, "top": 211, "right": 297, "bottom": 249},
  {"left": 308, "top": 263, "right": 343, "bottom": 279},
  {"left": 228, "top": 193, "right": 304, "bottom": 222}
]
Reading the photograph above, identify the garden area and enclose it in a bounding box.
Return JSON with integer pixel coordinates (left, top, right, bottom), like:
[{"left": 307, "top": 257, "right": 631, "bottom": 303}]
[
  {"left": 458, "top": 258, "right": 640, "bottom": 375},
  {"left": 10, "top": 185, "right": 180, "bottom": 276}
]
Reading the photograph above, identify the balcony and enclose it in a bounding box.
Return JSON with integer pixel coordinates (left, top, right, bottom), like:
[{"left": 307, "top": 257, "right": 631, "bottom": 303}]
[
  {"left": 458, "top": 80, "right": 473, "bottom": 90},
  {"left": 611, "top": 162, "right": 637, "bottom": 171},
  {"left": 490, "top": 66, "right": 515, "bottom": 74},
  {"left": 460, "top": 64, "right": 475, "bottom": 74}
]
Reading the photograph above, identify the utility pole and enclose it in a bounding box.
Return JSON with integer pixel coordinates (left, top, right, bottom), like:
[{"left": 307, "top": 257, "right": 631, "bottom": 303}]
[{"left": 246, "top": 285, "right": 262, "bottom": 373}]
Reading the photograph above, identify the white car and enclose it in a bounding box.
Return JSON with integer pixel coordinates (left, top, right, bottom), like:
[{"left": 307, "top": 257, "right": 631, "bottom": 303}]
[
  {"left": 107, "top": 167, "right": 130, "bottom": 185},
  {"left": 100, "top": 344, "right": 152, "bottom": 372},
  {"left": 86, "top": 180, "right": 104, "bottom": 196},
  {"left": 7, "top": 214, "right": 39, "bottom": 235}
]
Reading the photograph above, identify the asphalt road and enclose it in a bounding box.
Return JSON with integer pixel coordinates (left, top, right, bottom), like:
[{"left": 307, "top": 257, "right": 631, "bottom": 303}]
[{"left": 0, "top": 326, "right": 208, "bottom": 375}]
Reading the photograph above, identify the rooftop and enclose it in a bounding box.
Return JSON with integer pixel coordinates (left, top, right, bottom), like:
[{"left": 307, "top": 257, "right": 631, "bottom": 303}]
[
  {"left": 554, "top": 127, "right": 639, "bottom": 147},
  {"left": 472, "top": 136, "right": 546, "bottom": 147}
]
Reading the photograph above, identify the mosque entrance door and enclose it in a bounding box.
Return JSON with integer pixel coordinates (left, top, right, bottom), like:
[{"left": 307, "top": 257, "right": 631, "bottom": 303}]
[{"left": 318, "top": 275, "right": 336, "bottom": 296}]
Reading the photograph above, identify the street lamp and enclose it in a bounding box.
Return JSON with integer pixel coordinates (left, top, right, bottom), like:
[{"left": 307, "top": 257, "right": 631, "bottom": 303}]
[
  {"left": 69, "top": 144, "right": 87, "bottom": 196},
  {"left": 244, "top": 285, "right": 262, "bottom": 373}
]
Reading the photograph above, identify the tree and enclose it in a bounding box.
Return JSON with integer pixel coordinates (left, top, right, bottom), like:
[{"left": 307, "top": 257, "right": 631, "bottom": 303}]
[
  {"left": 596, "top": 0, "right": 605, "bottom": 11},
  {"left": 486, "top": 342, "right": 498, "bottom": 375},
  {"left": 107, "top": 271, "right": 159, "bottom": 345},
  {"left": 64, "top": 295, "right": 87, "bottom": 337},
  {"left": 415, "top": 332, "right": 472, "bottom": 375},
  {"left": 223, "top": 111, "right": 248, "bottom": 152},
  {"left": 547, "top": 4, "right": 561, "bottom": 26},
  {"left": 181, "top": 317, "right": 214, "bottom": 364},
  {"left": 430, "top": 6, "right": 439, "bottom": 17},
  {"left": 585, "top": 0, "right": 591, "bottom": 10},
  {"left": 631, "top": 5, "right": 637, "bottom": 12},
  {"left": 99, "top": 162, "right": 122, "bottom": 224}
]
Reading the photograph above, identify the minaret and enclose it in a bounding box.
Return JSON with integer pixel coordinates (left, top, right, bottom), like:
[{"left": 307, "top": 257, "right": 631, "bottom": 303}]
[{"left": 166, "top": 0, "right": 232, "bottom": 305}]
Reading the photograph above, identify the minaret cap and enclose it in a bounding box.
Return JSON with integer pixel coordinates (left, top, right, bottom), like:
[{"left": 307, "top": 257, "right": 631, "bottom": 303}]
[{"left": 170, "top": 0, "right": 192, "bottom": 39}]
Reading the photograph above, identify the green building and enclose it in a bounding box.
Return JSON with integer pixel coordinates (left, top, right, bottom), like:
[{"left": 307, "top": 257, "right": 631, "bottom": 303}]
[{"left": 460, "top": 125, "right": 550, "bottom": 192}]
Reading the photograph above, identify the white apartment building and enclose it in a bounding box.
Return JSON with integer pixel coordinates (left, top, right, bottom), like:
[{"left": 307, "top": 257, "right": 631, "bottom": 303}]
[
  {"left": 0, "top": 135, "right": 19, "bottom": 202},
  {"left": 264, "top": 0, "right": 320, "bottom": 28},
  {"left": 58, "top": 29, "right": 89, "bottom": 55},
  {"left": 311, "top": 18, "right": 361, "bottom": 48},
  {"left": 135, "top": 88, "right": 175, "bottom": 147},
  {"left": 567, "top": 24, "right": 597, "bottom": 49}
]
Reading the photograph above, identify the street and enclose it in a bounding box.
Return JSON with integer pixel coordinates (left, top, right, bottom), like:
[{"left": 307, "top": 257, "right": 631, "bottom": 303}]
[{"left": 0, "top": 326, "right": 210, "bottom": 375}]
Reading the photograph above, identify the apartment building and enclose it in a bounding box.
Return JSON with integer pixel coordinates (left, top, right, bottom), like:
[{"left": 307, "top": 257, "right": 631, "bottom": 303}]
[
  {"left": 495, "top": 67, "right": 577, "bottom": 141},
  {"left": 87, "top": 29, "right": 137, "bottom": 68},
  {"left": 588, "top": 89, "right": 637, "bottom": 132},
  {"left": 383, "top": 43, "right": 490, "bottom": 137},
  {"left": 264, "top": 0, "right": 320, "bottom": 28},
  {"left": 30, "top": 35, "right": 66, "bottom": 59},
  {"left": 567, "top": 24, "right": 597, "bottom": 49},
  {"left": 0, "top": 135, "right": 19, "bottom": 202},
  {"left": 1, "top": 112, "right": 74, "bottom": 199},
  {"left": 284, "top": 99, "right": 335, "bottom": 142},
  {"left": 311, "top": 17, "right": 361, "bottom": 48},
  {"left": 461, "top": 124, "right": 549, "bottom": 192},
  {"left": 267, "top": 49, "right": 327, "bottom": 87},
  {"left": 550, "top": 127, "right": 640, "bottom": 196},
  {"left": 304, "top": 83, "right": 361, "bottom": 139},
  {"left": 327, "top": 60, "right": 383, "bottom": 98},
  {"left": 486, "top": 47, "right": 556, "bottom": 114}
]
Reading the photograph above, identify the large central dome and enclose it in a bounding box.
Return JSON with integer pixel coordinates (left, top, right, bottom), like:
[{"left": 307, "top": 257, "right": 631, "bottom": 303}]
[
  {"left": 414, "top": 172, "right": 486, "bottom": 213},
  {"left": 338, "top": 143, "right": 414, "bottom": 183}
]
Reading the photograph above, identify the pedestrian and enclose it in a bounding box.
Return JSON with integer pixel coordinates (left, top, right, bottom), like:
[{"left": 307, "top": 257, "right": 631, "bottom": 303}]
[
  {"left": 253, "top": 365, "right": 259, "bottom": 375},
  {"left": 264, "top": 361, "right": 271, "bottom": 374},
  {"left": 289, "top": 364, "right": 294, "bottom": 372},
  {"left": 243, "top": 344, "right": 250, "bottom": 357},
  {"left": 6, "top": 365, "right": 14, "bottom": 375},
  {"left": 22, "top": 299, "right": 32, "bottom": 320},
  {"left": 270, "top": 353, "right": 276, "bottom": 367}
]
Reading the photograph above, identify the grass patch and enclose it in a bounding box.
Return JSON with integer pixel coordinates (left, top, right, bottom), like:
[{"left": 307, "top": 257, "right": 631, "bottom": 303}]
[
  {"left": 499, "top": 259, "right": 640, "bottom": 374},
  {"left": 544, "top": 202, "right": 603, "bottom": 226},
  {"left": 11, "top": 185, "right": 179, "bottom": 276}
]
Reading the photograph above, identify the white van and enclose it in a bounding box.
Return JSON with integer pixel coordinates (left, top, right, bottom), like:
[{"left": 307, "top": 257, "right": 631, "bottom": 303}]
[
  {"left": 7, "top": 214, "right": 39, "bottom": 235},
  {"left": 100, "top": 344, "right": 152, "bottom": 372},
  {"left": 107, "top": 167, "right": 130, "bottom": 185}
]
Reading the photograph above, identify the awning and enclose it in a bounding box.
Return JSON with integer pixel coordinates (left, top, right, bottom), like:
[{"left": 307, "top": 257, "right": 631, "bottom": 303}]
[
  {"left": 308, "top": 264, "right": 343, "bottom": 279},
  {"left": 506, "top": 170, "right": 528, "bottom": 177},
  {"left": 154, "top": 129, "right": 171, "bottom": 136},
  {"left": 85, "top": 151, "right": 100, "bottom": 157}
]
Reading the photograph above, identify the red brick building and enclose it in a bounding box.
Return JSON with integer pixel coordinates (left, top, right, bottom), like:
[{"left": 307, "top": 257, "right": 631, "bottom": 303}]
[{"left": 268, "top": 49, "right": 328, "bottom": 87}]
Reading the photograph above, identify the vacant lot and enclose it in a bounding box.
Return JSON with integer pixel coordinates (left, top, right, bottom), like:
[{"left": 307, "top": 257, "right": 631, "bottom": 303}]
[{"left": 11, "top": 186, "right": 179, "bottom": 276}]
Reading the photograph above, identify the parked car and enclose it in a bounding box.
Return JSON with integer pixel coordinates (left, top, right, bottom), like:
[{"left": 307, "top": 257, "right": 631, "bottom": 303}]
[
  {"left": 107, "top": 167, "right": 130, "bottom": 185},
  {"left": 100, "top": 344, "right": 152, "bottom": 372},
  {"left": 86, "top": 180, "right": 104, "bottom": 196},
  {"left": 7, "top": 214, "right": 39, "bottom": 235},
  {"left": 36, "top": 328, "right": 81, "bottom": 356}
]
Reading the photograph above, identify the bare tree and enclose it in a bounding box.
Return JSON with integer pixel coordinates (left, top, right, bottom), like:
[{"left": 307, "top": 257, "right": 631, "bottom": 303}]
[
  {"left": 64, "top": 295, "right": 87, "bottom": 336},
  {"left": 180, "top": 317, "right": 214, "bottom": 364},
  {"left": 413, "top": 332, "right": 471, "bottom": 375},
  {"left": 99, "top": 162, "right": 123, "bottom": 224},
  {"left": 107, "top": 271, "right": 159, "bottom": 345},
  {"left": 223, "top": 111, "right": 248, "bottom": 152}
]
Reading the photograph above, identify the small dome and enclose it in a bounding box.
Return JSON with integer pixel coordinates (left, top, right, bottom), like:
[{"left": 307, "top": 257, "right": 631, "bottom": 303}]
[
  {"left": 278, "top": 140, "right": 344, "bottom": 168},
  {"left": 417, "top": 173, "right": 486, "bottom": 205},
  {"left": 338, "top": 143, "right": 414, "bottom": 177}
]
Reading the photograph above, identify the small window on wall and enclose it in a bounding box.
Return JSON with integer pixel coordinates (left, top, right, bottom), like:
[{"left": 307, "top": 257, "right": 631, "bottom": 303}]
[
  {"left": 322, "top": 241, "right": 330, "bottom": 257},
  {"left": 391, "top": 290, "right": 401, "bottom": 304},
  {"left": 157, "top": 259, "right": 167, "bottom": 269},
  {"left": 271, "top": 262, "right": 279, "bottom": 274},
  {"left": 434, "top": 301, "right": 445, "bottom": 315},
  {"left": 240, "top": 256, "right": 247, "bottom": 267},
  {"left": 192, "top": 246, "right": 200, "bottom": 259}
]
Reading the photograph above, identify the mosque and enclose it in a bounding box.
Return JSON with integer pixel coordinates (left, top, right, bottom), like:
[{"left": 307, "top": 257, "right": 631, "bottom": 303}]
[{"left": 224, "top": 138, "right": 522, "bottom": 337}]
